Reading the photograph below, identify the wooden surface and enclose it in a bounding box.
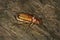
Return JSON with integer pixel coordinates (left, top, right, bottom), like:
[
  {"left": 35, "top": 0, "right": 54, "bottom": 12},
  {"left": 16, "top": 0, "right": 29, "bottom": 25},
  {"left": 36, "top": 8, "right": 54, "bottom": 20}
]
[{"left": 0, "top": 0, "right": 60, "bottom": 40}]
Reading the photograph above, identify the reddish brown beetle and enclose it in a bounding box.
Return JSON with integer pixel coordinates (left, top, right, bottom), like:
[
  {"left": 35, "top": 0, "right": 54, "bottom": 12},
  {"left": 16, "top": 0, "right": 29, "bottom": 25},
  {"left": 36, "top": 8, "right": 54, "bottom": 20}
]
[
  {"left": 16, "top": 12, "right": 42, "bottom": 25},
  {"left": 15, "top": 12, "right": 48, "bottom": 36}
]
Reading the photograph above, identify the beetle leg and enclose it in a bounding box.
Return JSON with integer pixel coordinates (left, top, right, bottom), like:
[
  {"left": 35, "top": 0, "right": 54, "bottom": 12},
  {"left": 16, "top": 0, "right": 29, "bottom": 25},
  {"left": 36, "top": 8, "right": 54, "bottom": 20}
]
[
  {"left": 25, "top": 23, "right": 33, "bottom": 32},
  {"left": 30, "top": 23, "right": 34, "bottom": 27}
]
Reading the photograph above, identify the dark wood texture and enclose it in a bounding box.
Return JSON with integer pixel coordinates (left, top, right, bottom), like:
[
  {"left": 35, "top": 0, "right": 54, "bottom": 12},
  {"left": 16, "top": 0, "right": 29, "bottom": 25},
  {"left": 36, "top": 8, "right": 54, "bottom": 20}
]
[{"left": 0, "top": 0, "right": 60, "bottom": 40}]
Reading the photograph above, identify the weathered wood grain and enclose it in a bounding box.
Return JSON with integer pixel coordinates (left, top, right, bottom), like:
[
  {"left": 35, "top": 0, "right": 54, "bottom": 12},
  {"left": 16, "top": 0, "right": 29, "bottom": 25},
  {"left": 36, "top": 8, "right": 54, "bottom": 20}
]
[{"left": 0, "top": 0, "right": 60, "bottom": 40}]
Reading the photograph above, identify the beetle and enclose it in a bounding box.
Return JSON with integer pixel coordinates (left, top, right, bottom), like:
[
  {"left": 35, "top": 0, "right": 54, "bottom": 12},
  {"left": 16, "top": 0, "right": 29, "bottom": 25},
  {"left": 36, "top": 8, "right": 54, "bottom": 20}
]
[
  {"left": 14, "top": 12, "right": 48, "bottom": 35},
  {"left": 15, "top": 12, "right": 42, "bottom": 25}
]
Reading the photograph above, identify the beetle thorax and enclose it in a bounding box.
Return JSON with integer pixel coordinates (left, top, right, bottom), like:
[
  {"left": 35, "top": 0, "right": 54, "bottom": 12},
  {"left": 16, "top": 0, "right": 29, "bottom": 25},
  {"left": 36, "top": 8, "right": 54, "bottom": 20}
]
[{"left": 32, "top": 17, "right": 36, "bottom": 23}]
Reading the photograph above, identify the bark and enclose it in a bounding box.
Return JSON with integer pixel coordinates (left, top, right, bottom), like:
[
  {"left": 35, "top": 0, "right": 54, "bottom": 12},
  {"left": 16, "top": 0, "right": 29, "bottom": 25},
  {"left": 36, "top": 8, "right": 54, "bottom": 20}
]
[{"left": 0, "top": 0, "right": 60, "bottom": 40}]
